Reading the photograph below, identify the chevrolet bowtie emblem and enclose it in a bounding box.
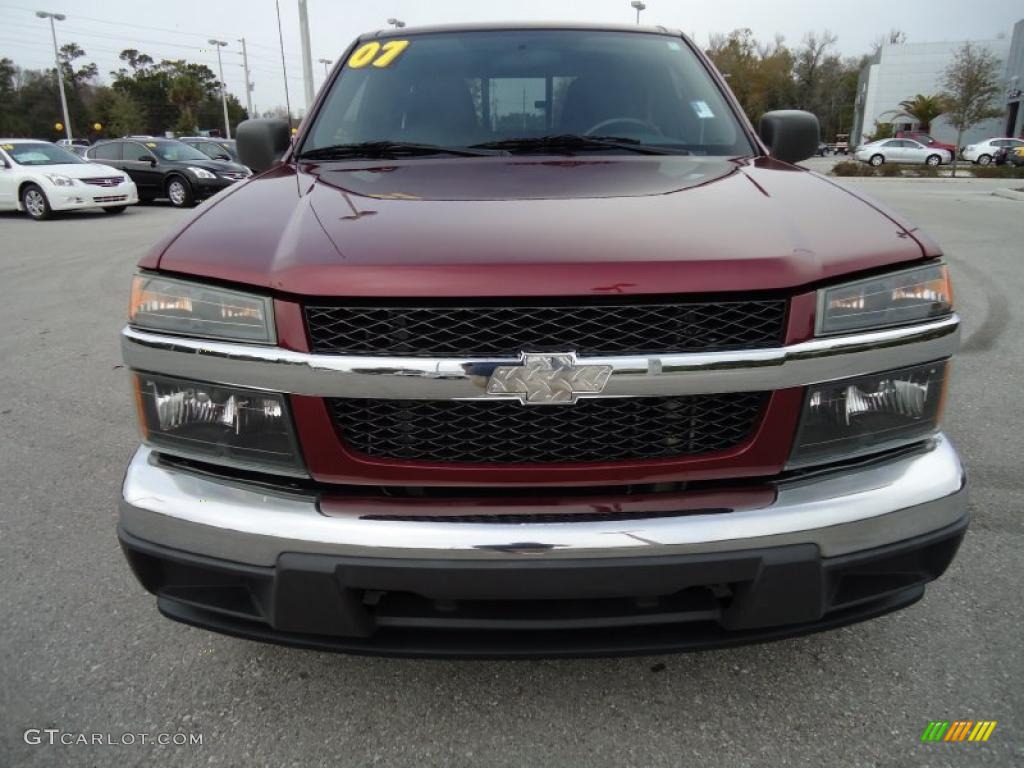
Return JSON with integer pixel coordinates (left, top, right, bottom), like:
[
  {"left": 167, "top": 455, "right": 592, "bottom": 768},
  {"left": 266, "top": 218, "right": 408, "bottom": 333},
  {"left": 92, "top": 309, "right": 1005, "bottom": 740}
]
[{"left": 486, "top": 353, "right": 613, "bottom": 405}]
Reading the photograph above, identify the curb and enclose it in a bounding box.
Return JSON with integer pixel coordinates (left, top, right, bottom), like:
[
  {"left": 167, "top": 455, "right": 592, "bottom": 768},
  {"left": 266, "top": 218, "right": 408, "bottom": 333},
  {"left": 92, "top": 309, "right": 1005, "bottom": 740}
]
[
  {"left": 825, "top": 175, "right": 1006, "bottom": 183},
  {"left": 991, "top": 188, "right": 1024, "bottom": 201}
]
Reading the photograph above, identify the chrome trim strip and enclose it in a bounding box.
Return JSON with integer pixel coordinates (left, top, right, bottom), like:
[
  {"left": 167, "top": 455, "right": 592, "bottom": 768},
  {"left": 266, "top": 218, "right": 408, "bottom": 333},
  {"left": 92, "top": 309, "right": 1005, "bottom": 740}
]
[
  {"left": 122, "top": 315, "right": 960, "bottom": 399},
  {"left": 120, "top": 436, "right": 967, "bottom": 566}
]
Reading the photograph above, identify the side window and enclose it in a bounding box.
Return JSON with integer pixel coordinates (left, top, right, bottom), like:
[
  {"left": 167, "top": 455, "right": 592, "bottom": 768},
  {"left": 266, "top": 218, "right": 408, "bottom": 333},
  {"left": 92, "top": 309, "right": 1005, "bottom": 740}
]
[
  {"left": 125, "top": 142, "right": 152, "bottom": 162},
  {"left": 91, "top": 142, "right": 122, "bottom": 161},
  {"left": 883, "top": 140, "right": 901, "bottom": 147}
]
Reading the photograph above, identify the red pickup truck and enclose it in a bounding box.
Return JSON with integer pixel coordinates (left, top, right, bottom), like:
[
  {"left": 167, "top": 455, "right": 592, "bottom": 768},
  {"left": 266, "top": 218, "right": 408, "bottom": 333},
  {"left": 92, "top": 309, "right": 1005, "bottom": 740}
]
[{"left": 118, "top": 23, "right": 966, "bottom": 657}]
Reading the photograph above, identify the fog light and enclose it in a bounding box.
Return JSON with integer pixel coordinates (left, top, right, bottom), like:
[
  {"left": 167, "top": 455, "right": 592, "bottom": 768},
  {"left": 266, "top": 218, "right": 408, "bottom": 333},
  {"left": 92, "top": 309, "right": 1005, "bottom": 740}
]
[
  {"left": 789, "top": 361, "right": 948, "bottom": 467},
  {"left": 133, "top": 373, "right": 305, "bottom": 475}
]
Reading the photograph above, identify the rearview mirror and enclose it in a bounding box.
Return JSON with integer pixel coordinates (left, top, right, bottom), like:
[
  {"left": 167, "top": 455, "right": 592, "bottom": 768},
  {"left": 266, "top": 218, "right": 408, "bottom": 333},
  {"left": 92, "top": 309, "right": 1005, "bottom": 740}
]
[
  {"left": 237, "top": 119, "right": 291, "bottom": 173},
  {"left": 758, "top": 110, "right": 820, "bottom": 164}
]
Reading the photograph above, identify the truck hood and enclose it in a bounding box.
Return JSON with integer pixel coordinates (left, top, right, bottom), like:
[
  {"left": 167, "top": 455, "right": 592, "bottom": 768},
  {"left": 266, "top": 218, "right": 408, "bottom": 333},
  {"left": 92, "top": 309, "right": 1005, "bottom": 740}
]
[{"left": 155, "top": 156, "right": 932, "bottom": 297}]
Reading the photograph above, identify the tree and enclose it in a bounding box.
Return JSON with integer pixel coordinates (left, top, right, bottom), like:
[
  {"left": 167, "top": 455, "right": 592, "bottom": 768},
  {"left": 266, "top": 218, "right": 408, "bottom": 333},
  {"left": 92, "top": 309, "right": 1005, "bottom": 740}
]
[
  {"left": 793, "top": 30, "right": 839, "bottom": 110},
  {"left": 941, "top": 43, "right": 1004, "bottom": 175},
  {"left": 706, "top": 29, "right": 795, "bottom": 124},
  {"left": 168, "top": 75, "right": 204, "bottom": 134},
  {"left": 0, "top": 58, "right": 21, "bottom": 134},
  {"left": 94, "top": 88, "right": 146, "bottom": 137},
  {"left": 898, "top": 94, "right": 946, "bottom": 132},
  {"left": 58, "top": 43, "right": 98, "bottom": 88}
]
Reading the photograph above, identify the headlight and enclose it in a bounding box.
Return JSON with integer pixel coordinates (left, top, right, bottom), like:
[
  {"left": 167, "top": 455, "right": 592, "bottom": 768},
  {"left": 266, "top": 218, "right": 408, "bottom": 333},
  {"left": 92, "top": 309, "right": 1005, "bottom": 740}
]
[
  {"left": 44, "top": 174, "right": 75, "bottom": 187},
  {"left": 134, "top": 373, "right": 305, "bottom": 475},
  {"left": 187, "top": 166, "right": 216, "bottom": 179},
  {"left": 817, "top": 263, "right": 952, "bottom": 336},
  {"left": 789, "top": 361, "right": 948, "bottom": 467},
  {"left": 129, "top": 274, "right": 275, "bottom": 343}
]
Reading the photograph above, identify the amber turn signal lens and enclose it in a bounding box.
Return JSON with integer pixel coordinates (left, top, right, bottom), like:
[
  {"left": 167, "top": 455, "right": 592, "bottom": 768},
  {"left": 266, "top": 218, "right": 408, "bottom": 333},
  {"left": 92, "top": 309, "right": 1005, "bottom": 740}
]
[
  {"left": 128, "top": 274, "right": 275, "bottom": 343},
  {"left": 817, "top": 263, "right": 953, "bottom": 336}
]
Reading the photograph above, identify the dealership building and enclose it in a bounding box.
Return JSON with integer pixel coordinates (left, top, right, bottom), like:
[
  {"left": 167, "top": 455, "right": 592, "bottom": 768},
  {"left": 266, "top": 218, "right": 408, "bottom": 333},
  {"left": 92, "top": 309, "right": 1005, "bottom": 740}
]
[{"left": 850, "top": 18, "right": 1024, "bottom": 148}]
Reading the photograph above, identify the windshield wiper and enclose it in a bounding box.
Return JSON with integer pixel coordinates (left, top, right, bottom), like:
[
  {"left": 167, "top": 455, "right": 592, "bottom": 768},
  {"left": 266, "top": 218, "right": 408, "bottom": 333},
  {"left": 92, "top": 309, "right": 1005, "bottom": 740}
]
[
  {"left": 469, "top": 135, "right": 688, "bottom": 155},
  {"left": 296, "top": 141, "right": 499, "bottom": 161}
]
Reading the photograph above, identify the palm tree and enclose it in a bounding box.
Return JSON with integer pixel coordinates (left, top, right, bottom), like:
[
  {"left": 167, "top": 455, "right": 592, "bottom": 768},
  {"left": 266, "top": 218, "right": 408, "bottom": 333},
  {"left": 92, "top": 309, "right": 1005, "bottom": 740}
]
[
  {"left": 897, "top": 94, "right": 946, "bottom": 132},
  {"left": 168, "top": 75, "right": 204, "bottom": 133}
]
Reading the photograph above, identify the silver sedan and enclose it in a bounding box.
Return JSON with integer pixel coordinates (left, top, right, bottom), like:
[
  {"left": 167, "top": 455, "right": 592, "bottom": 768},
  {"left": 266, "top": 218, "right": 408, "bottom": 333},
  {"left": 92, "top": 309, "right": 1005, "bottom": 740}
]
[{"left": 854, "top": 139, "right": 953, "bottom": 166}]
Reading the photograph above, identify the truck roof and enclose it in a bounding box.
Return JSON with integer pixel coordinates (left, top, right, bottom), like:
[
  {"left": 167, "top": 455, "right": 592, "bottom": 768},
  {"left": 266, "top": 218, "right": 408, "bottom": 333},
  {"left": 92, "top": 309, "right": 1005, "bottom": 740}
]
[{"left": 359, "top": 21, "right": 684, "bottom": 40}]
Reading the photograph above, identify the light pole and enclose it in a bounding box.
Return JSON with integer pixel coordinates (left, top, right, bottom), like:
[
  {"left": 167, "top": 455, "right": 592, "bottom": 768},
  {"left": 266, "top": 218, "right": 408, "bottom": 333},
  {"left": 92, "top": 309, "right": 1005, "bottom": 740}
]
[
  {"left": 275, "top": 0, "right": 293, "bottom": 127},
  {"left": 386, "top": 18, "right": 406, "bottom": 28},
  {"left": 238, "top": 37, "right": 254, "bottom": 117},
  {"left": 630, "top": 1, "right": 646, "bottom": 24},
  {"left": 36, "top": 10, "right": 72, "bottom": 141},
  {"left": 208, "top": 40, "right": 231, "bottom": 138},
  {"left": 298, "top": 0, "right": 315, "bottom": 110},
  {"left": 318, "top": 58, "right": 332, "bottom": 81}
]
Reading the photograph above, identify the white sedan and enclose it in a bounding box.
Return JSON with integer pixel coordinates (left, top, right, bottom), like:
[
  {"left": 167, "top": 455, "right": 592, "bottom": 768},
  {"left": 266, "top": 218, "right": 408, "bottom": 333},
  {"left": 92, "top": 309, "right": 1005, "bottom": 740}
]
[
  {"left": 854, "top": 139, "right": 952, "bottom": 167},
  {"left": 0, "top": 139, "right": 138, "bottom": 220},
  {"left": 962, "top": 137, "right": 1024, "bottom": 165}
]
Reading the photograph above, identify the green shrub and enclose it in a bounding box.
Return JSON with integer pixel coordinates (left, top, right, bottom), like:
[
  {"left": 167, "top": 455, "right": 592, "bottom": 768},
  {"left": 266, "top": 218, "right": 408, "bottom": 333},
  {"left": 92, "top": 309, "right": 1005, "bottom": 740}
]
[
  {"left": 970, "top": 164, "right": 1024, "bottom": 179},
  {"left": 878, "top": 162, "right": 903, "bottom": 177},
  {"left": 970, "top": 165, "right": 1004, "bottom": 178},
  {"left": 832, "top": 160, "right": 871, "bottom": 177},
  {"left": 916, "top": 165, "right": 940, "bottom": 178}
]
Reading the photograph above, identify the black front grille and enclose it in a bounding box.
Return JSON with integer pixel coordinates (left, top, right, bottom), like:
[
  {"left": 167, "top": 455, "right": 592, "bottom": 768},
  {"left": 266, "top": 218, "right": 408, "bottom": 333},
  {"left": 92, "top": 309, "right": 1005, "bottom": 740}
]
[
  {"left": 328, "top": 394, "right": 767, "bottom": 464},
  {"left": 305, "top": 299, "right": 787, "bottom": 357}
]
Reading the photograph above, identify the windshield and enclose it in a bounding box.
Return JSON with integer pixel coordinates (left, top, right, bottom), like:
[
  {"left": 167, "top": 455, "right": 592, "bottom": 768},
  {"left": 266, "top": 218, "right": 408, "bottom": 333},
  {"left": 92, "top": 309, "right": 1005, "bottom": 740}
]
[
  {"left": 303, "top": 29, "right": 752, "bottom": 157},
  {"left": 5, "top": 142, "right": 83, "bottom": 166},
  {"left": 150, "top": 142, "right": 213, "bottom": 162}
]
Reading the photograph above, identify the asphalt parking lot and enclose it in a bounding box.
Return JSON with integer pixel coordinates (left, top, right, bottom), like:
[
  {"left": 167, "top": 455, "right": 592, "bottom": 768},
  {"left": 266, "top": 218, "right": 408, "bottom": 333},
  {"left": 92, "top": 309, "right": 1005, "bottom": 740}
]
[{"left": 1, "top": 181, "right": 1022, "bottom": 768}]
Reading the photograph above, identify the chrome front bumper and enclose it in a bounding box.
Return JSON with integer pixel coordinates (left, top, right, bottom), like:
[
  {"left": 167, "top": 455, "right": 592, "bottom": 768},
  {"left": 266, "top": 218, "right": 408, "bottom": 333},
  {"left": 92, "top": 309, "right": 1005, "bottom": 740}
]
[
  {"left": 120, "top": 315, "right": 960, "bottom": 400},
  {"left": 120, "top": 436, "right": 967, "bottom": 568}
]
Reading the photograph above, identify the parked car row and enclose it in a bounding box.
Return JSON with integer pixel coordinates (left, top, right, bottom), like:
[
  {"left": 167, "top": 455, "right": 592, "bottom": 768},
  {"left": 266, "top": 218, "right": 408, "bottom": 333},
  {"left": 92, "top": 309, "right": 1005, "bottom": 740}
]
[
  {"left": 853, "top": 138, "right": 953, "bottom": 166},
  {"left": 84, "top": 138, "right": 250, "bottom": 207},
  {"left": 0, "top": 136, "right": 251, "bottom": 220},
  {"left": 961, "top": 137, "right": 1024, "bottom": 166},
  {"left": 0, "top": 139, "right": 137, "bottom": 219}
]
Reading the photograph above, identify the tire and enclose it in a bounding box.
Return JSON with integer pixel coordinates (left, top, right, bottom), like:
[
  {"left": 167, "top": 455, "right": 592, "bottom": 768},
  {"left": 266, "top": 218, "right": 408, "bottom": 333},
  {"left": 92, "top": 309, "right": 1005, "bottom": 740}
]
[
  {"left": 925, "top": 154, "right": 942, "bottom": 167},
  {"left": 976, "top": 154, "right": 991, "bottom": 166},
  {"left": 869, "top": 154, "right": 884, "bottom": 166},
  {"left": 21, "top": 183, "right": 52, "bottom": 220},
  {"left": 166, "top": 176, "right": 195, "bottom": 208},
  {"left": 103, "top": 205, "right": 127, "bottom": 214}
]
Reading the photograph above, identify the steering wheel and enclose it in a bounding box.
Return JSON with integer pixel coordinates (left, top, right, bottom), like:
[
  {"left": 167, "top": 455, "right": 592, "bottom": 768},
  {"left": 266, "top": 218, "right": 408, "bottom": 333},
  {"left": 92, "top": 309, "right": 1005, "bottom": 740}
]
[{"left": 584, "top": 117, "right": 663, "bottom": 137}]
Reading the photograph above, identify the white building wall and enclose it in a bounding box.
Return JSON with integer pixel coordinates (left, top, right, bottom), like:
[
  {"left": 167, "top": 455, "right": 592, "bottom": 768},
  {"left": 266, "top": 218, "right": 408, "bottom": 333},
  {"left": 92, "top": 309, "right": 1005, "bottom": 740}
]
[{"left": 855, "top": 38, "right": 1011, "bottom": 147}]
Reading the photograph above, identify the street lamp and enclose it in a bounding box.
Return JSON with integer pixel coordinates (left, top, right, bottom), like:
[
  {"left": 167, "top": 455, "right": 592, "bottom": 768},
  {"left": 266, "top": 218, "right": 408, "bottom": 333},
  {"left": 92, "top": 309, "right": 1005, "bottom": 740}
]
[
  {"left": 630, "top": 1, "right": 646, "bottom": 25},
  {"left": 36, "top": 10, "right": 72, "bottom": 142},
  {"left": 386, "top": 17, "right": 406, "bottom": 28},
  {"left": 208, "top": 39, "right": 231, "bottom": 139},
  {"left": 318, "top": 58, "right": 332, "bottom": 78}
]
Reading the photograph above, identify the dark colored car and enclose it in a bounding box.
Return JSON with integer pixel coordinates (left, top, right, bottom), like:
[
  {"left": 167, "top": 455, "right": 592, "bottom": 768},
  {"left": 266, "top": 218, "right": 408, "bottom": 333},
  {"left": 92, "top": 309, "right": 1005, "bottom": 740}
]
[
  {"left": 85, "top": 138, "right": 250, "bottom": 207},
  {"left": 179, "top": 136, "right": 242, "bottom": 164},
  {"left": 117, "top": 23, "right": 965, "bottom": 657}
]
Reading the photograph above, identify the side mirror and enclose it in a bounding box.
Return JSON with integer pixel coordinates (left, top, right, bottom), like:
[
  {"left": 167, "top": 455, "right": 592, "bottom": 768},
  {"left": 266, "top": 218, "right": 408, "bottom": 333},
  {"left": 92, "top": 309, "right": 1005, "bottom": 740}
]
[
  {"left": 758, "top": 110, "right": 820, "bottom": 164},
  {"left": 215, "top": 153, "right": 231, "bottom": 161},
  {"left": 149, "top": 157, "right": 158, "bottom": 167},
  {"left": 237, "top": 119, "right": 291, "bottom": 173}
]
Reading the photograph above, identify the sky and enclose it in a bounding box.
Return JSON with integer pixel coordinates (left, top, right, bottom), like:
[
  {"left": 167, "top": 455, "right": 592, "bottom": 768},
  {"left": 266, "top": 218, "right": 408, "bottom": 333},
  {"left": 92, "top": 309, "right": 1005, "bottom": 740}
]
[{"left": 2, "top": 0, "right": 1021, "bottom": 117}]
